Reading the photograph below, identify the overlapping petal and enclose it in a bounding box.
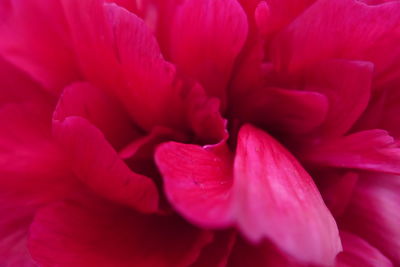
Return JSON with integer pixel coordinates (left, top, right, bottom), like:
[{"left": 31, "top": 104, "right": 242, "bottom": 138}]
[
  {"left": 156, "top": 124, "right": 341, "bottom": 265},
  {"left": 53, "top": 116, "right": 159, "bottom": 213}
]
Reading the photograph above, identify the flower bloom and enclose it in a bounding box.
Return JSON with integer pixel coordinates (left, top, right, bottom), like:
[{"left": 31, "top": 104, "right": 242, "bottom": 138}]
[{"left": 1, "top": 0, "right": 400, "bottom": 266}]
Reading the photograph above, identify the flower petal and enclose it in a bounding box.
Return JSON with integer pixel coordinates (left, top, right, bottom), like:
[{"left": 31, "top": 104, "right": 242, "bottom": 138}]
[
  {"left": 336, "top": 231, "right": 393, "bottom": 267},
  {"left": 156, "top": 142, "right": 234, "bottom": 227},
  {"left": 28, "top": 192, "right": 213, "bottom": 267},
  {"left": 156, "top": 124, "right": 342, "bottom": 265},
  {"left": 170, "top": 0, "right": 248, "bottom": 107},
  {"left": 271, "top": 0, "right": 400, "bottom": 73},
  {"left": 340, "top": 173, "right": 400, "bottom": 263},
  {"left": 191, "top": 231, "right": 236, "bottom": 267},
  {"left": 232, "top": 86, "right": 328, "bottom": 134},
  {"left": 54, "top": 116, "right": 159, "bottom": 213},
  {"left": 303, "top": 130, "right": 400, "bottom": 175},
  {"left": 233, "top": 125, "right": 341, "bottom": 264},
  {"left": 304, "top": 60, "right": 373, "bottom": 137},
  {"left": 54, "top": 82, "right": 141, "bottom": 150},
  {"left": 0, "top": 0, "right": 79, "bottom": 92},
  {"left": 62, "top": 0, "right": 186, "bottom": 130}
]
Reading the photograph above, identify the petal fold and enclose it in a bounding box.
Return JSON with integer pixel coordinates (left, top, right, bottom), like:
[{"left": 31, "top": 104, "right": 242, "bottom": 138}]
[{"left": 54, "top": 116, "right": 158, "bottom": 213}]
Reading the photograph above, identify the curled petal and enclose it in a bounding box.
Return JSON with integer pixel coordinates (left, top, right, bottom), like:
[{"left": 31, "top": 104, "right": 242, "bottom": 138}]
[
  {"left": 156, "top": 124, "right": 341, "bottom": 265},
  {"left": 54, "top": 116, "right": 159, "bottom": 213}
]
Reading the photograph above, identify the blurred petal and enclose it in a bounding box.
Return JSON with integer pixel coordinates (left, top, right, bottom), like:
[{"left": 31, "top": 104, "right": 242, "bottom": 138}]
[
  {"left": 336, "top": 231, "right": 393, "bottom": 267},
  {"left": 340, "top": 173, "right": 400, "bottom": 263},
  {"left": 29, "top": 192, "right": 213, "bottom": 267},
  {"left": 0, "top": 0, "right": 79, "bottom": 92},
  {"left": 191, "top": 231, "right": 236, "bottom": 267}
]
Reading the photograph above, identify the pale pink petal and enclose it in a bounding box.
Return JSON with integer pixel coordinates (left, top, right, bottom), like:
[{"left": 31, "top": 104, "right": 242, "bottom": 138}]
[
  {"left": 156, "top": 124, "right": 342, "bottom": 265},
  {"left": 233, "top": 125, "right": 341, "bottom": 264},
  {"left": 340, "top": 173, "right": 400, "bottom": 263},
  {"left": 336, "top": 231, "right": 393, "bottom": 267},
  {"left": 54, "top": 116, "right": 159, "bottom": 213},
  {"left": 170, "top": 0, "right": 248, "bottom": 107},
  {"left": 28, "top": 192, "right": 213, "bottom": 267},
  {"left": 302, "top": 130, "right": 400, "bottom": 175}
]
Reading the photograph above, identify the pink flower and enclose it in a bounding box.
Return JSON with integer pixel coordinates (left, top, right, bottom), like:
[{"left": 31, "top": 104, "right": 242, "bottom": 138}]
[{"left": 1, "top": 0, "right": 399, "bottom": 266}]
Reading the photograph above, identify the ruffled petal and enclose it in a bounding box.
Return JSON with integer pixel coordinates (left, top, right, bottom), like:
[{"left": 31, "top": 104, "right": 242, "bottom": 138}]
[
  {"left": 156, "top": 124, "right": 341, "bottom": 265},
  {"left": 28, "top": 192, "right": 213, "bottom": 267},
  {"left": 170, "top": 0, "right": 248, "bottom": 107},
  {"left": 336, "top": 231, "right": 393, "bottom": 267},
  {"left": 54, "top": 116, "right": 159, "bottom": 213},
  {"left": 61, "top": 0, "right": 185, "bottom": 130}
]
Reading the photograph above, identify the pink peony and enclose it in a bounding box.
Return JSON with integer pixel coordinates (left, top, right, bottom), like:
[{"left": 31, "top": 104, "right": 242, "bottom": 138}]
[{"left": 1, "top": 0, "right": 400, "bottom": 266}]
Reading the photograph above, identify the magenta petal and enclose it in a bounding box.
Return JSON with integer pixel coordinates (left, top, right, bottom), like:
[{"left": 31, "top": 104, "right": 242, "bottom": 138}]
[
  {"left": 233, "top": 86, "right": 328, "bottom": 134},
  {"left": 271, "top": 0, "right": 400, "bottom": 73},
  {"left": 0, "top": 198, "right": 37, "bottom": 266},
  {"left": 0, "top": 0, "right": 79, "bottom": 92},
  {"left": 54, "top": 116, "right": 158, "bottom": 213},
  {"left": 303, "top": 130, "right": 400, "bottom": 175},
  {"left": 28, "top": 193, "right": 213, "bottom": 267},
  {"left": 170, "top": 0, "right": 248, "bottom": 106},
  {"left": 62, "top": 0, "right": 185, "bottom": 130},
  {"left": 191, "top": 231, "right": 236, "bottom": 267},
  {"left": 156, "top": 142, "right": 234, "bottom": 227},
  {"left": 54, "top": 82, "right": 140, "bottom": 150},
  {"left": 233, "top": 125, "right": 341, "bottom": 264},
  {"left": 104, "top": 3, "right": 186, "bottom": 130},
  {"left": 340, "top": 173, "right": 400, "bottom": 263},
  {"left": 156, "top": 125, "right": 341, "bottom": 265},
  {"left": 304, "top": 60, "right": 373, "bottom": 137},
  {"left": 336, "top": 231, "right": 393, "bottom": 267}
]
